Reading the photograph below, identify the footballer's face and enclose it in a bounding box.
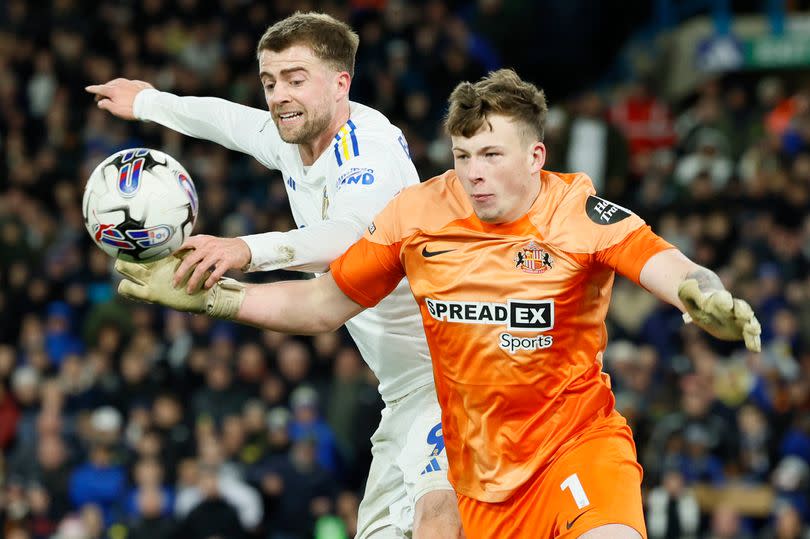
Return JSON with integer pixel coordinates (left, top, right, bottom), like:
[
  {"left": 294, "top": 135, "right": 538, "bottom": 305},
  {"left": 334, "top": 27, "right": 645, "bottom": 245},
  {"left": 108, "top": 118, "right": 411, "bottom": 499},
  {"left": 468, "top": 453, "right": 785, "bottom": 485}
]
[
  {"left": 451, "top": 114, "right": 545, "bottom": 224},
  {"left": 259, "top": 45, "right": 348, "bottom": 145}
]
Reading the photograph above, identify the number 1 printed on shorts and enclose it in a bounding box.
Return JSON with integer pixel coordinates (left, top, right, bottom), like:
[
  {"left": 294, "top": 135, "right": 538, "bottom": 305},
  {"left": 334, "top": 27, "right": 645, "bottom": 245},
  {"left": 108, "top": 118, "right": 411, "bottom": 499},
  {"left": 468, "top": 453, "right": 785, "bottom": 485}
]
[{"left": 560, "top": 473, "right": 591, "bottom": 509}]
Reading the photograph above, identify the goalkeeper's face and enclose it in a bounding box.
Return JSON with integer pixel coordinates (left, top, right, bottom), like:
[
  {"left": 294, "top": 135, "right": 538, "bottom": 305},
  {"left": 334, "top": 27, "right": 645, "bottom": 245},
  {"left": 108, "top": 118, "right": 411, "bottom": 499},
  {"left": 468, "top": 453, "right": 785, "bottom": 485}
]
[
  {"left": 451, "top": 114, "right": 546, "bottom": 224},
  {"left": 259, "top": 45, "right": 343, "bottom": 145}
]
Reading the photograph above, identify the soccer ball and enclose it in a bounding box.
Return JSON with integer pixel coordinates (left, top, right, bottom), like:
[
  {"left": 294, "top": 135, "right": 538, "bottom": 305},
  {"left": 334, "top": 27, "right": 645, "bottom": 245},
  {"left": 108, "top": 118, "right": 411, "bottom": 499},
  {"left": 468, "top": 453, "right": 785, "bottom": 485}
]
[{"left": 82, "top": 148, "right": 198, "bottom": 262}]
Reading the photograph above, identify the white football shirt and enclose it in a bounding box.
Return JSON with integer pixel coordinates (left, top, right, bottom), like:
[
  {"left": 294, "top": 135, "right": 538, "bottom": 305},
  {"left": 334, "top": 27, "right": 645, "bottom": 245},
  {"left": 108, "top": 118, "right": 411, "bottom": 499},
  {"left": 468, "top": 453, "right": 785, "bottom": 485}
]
[{"left": 134, "top": 90, "right": 434, "bottom": 401}]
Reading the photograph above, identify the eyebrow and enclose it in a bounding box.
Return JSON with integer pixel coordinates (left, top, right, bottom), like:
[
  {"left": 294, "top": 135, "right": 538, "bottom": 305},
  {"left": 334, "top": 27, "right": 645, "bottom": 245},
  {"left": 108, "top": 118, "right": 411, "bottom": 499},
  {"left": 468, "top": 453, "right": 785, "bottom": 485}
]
[
  {"left": 451, "top": 145, "right": 504, "bottom": 153},
  {"left": 259, "top": 66, "right": 309, "bottom": 80}
]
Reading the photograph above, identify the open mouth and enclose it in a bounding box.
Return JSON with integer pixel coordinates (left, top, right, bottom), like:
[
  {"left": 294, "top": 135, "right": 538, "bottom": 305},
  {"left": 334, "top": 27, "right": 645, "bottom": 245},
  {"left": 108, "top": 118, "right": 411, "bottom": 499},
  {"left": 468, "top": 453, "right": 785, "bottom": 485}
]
[{"left": 277, "top": 111, "right": 303, "bottom": 124}]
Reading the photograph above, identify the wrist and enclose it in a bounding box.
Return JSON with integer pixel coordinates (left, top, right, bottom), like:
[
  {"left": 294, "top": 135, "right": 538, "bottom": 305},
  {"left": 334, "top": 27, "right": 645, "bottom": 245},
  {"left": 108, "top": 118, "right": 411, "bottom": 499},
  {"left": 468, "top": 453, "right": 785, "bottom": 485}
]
[
  {"left": 206, "top": 279, "right": 246, "bottom": 319},
  {"left": 684, "top": 267, "right": 724, "bottom": 294},
  {"left": 132, "top": 88, "right": 160, "bottom": 120},
  {"left": 236, "top": 238, "right": 252, "bottom": 272}
]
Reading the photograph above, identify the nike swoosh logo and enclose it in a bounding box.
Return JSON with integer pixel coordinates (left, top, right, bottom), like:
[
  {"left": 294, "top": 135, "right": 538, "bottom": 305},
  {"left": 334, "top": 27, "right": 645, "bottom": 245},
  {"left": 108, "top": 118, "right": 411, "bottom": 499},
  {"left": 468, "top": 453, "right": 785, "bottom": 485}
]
[
  {"left": 566, "top": 508, "right": 593, "bottom": 530},
  {"left": 422, "top": 246, "right": 455, "bottom": 258}
]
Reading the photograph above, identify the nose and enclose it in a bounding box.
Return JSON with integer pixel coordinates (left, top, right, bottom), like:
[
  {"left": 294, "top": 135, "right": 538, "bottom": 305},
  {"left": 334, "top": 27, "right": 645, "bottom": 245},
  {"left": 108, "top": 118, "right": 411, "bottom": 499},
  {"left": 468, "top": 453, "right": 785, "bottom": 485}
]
[
  {"left": 466, "top": 156, "right": 485, "bottom": 183},
  {"left": 268, "top": 83, "right": 291, "bottom": 109}
]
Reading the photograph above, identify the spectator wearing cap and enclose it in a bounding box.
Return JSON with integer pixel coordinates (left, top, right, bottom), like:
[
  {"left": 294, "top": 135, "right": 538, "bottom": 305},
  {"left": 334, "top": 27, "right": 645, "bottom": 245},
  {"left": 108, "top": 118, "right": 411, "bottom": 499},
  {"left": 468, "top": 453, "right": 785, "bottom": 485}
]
[{"left": 289, "top": 385, "right": 340, "bottom": 475}]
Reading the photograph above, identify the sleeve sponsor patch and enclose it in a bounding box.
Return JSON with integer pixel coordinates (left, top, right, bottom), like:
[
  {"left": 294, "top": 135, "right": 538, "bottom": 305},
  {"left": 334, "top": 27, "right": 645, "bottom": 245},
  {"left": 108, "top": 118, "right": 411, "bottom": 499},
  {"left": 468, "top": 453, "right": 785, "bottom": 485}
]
[
  {"left": 585, "top": 195, "right": 632, "bottom": 225},
  {"left": 337, "top": 167, "right": 376, "bottom": 189}
]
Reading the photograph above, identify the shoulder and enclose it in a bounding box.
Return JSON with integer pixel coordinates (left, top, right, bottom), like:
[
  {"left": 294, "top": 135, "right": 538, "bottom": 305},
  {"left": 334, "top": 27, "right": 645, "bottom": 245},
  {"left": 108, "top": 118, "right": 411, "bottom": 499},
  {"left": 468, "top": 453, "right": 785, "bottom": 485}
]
[
  {"left": 373, "top": 170, "right": 471, "bottom": 238},
  {"left": 542, "top": 170, "right": 644, "bottom": 253},
  {"left": 349, "top": 101, "right": 399, "bottom": 134},
  {"left": 396, "top": 170, "right": 463, "bottom": 206},
  {"left": 333, "top": 103, "right": 410, "bottom": 166}
]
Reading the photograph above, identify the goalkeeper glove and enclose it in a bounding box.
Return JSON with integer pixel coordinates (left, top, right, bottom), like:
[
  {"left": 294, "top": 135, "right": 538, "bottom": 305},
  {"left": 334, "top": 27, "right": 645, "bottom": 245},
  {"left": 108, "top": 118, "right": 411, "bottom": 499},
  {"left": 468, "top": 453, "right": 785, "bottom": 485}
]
[
  {"left": 115, "top": 254, "right": 245, "bottom": 320},
  {"left": 677, "top": 279, "right": 761, "bottom": 352}
]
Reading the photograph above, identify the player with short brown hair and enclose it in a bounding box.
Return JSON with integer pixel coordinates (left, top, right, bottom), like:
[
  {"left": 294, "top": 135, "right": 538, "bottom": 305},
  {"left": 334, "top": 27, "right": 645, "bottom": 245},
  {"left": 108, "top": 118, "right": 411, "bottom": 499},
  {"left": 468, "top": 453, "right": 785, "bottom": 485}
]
[{"left": 115, "top": 69, "right": 761, "bottom": 538}]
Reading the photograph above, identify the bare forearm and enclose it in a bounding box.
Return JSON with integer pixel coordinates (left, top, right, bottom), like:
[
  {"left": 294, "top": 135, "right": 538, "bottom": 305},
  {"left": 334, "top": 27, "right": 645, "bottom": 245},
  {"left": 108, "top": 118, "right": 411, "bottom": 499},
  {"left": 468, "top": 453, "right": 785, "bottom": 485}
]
[
  {"left": 639, "top": 249, "right": 725, "bottom": 311},
  {"left": 234, "top": 273, "right": 363, "bottom": 334}
]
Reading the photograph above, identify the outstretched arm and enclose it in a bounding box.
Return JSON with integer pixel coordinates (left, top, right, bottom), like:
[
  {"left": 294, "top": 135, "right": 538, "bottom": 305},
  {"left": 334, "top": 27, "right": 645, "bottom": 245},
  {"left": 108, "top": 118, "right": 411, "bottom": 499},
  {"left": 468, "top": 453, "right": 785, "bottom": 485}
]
[
  {"left": 639, "top": 248, "right": 761, "bottom": 351},
  {"left": 638, "top": 248, "right": 714, "bottom": 310},
  {"left": 237, "top": 272, "right": 364, "bottom": 334},
  {"left": 86, "top": 79, "right": 275, "bottom": 162},
  {"left": 115, "top": 255, "right": 364, "bottom": 334}
]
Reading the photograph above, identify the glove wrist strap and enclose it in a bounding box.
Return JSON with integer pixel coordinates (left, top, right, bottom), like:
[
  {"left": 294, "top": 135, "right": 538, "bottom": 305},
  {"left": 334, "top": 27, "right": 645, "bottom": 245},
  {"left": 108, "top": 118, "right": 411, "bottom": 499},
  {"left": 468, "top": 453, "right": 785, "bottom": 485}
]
[{"left": 206, "top": 279, "right": 246, "bottom": 319}]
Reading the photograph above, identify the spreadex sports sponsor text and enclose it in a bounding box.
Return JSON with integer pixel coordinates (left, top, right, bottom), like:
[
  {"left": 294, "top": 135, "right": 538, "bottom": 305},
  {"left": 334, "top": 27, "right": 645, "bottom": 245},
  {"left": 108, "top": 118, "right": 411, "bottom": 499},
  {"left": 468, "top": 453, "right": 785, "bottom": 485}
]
[{"left": 424, "top": 298, "right": 555, "bottom": 353}]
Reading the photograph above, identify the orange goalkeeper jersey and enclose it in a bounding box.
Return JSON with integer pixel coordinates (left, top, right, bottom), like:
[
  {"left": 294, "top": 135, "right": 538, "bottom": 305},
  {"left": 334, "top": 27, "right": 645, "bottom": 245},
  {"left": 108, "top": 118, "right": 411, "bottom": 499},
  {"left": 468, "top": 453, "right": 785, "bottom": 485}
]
[{"left": 330, "top": 169, "right": 673, "bottom": 502}]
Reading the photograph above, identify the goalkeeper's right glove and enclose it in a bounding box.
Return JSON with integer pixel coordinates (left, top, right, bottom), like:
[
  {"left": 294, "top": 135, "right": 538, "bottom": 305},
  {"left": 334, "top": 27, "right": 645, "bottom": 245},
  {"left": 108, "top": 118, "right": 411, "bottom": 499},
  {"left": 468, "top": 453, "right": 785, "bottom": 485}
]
[
  {"left": 115, "top": 254, "right": 245, "bottom": 320},
  {"left": 677, "top": 279, "right": 761, "bottom": 353}
]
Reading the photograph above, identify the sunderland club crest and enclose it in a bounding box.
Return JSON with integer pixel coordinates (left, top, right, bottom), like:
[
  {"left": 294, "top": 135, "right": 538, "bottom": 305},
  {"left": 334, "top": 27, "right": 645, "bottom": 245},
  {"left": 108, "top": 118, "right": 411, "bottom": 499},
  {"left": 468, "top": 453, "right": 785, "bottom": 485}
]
[{"left": 515, "top": 241, "right": 553, "bottom": 274}]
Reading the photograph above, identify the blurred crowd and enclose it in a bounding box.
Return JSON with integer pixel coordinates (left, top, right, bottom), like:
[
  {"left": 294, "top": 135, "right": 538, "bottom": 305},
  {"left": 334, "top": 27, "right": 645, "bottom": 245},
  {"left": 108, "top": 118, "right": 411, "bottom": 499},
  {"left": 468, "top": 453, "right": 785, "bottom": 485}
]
[{"left": 1, "top": 1, "right": 810, "bottom": 538}]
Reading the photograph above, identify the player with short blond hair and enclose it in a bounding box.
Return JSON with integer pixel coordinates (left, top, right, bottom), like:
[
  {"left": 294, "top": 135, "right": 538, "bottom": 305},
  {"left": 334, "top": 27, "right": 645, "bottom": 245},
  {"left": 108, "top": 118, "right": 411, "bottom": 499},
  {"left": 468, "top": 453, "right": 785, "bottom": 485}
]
[
  {"left": 114, "top": 69, "right": 761, "bottom": 538},
  {"left": 88, "top": 11, "right": 462, "bottom": 539}
]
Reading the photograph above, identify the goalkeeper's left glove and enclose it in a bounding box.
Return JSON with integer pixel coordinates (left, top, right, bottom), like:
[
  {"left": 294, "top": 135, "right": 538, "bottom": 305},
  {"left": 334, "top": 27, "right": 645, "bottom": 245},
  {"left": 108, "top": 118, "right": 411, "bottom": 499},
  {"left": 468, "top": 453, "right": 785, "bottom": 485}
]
[
  {"left": 115, "top": 254, "right": 245, "bottom": 319},
  {"left": 677, "top": 279, "right": 761, "bottom": 352}
]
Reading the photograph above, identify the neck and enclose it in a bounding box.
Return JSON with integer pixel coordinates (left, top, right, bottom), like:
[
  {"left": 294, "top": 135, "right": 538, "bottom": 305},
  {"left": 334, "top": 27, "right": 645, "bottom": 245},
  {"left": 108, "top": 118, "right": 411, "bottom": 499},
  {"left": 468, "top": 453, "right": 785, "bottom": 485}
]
[{"left": 298, "top": 101, "right": 352, "bottom": 166}]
